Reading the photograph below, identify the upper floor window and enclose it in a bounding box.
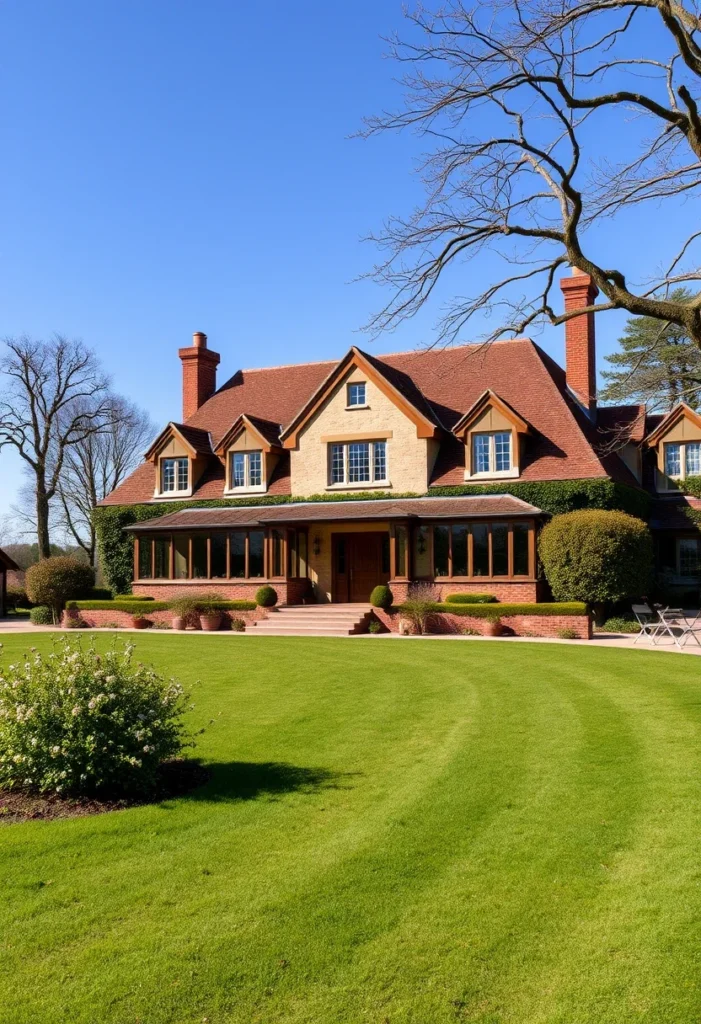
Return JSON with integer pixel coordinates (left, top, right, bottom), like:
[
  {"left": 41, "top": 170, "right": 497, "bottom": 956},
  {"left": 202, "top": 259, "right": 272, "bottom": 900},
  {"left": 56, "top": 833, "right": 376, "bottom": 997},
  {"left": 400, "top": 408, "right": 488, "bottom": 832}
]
[
  {"left": 347, "top": 382, "right": 366, "bottom": 407},
  {"left": 664, "top": 441, "right": 701, "bottom": 481},
  {"left": 229, "top": 450, "right": 263, "bottom": 490},
  {"left": 472, "top": 432, "right": 511, "bottom": 475},
  {"left": 329, "top": 440, "right": 387, "bottom": 486},
  {"left": 161, "top": 457, "right": 189, "bottom": 493}
]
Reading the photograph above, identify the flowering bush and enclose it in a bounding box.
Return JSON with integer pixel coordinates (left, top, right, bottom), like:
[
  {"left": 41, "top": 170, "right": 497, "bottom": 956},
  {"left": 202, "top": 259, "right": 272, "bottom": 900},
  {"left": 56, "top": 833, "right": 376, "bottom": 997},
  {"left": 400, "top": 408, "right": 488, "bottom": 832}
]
[{"left": 0, "top": 636, "right": 191, "bottom": 797}]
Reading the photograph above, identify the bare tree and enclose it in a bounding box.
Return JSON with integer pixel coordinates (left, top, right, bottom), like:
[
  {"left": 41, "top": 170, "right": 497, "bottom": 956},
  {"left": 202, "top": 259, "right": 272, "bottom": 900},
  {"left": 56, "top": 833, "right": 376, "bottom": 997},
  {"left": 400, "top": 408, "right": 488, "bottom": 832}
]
[
  {"left": 0, "top": 336, "right": 113, "bottom": 558},
  {"left": 57, "top": 396, "right": 155, "bottom": 567},
  {"left": 363, "top": 0, "right": 701, "bottom": 348}
]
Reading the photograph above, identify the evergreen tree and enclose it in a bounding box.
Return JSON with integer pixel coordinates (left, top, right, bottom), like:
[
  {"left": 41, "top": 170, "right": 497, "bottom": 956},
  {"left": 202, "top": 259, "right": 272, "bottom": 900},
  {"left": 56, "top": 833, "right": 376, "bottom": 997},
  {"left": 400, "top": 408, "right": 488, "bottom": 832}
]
[{"left": 601, "top": 289, "right": 701, "bottom": 410}]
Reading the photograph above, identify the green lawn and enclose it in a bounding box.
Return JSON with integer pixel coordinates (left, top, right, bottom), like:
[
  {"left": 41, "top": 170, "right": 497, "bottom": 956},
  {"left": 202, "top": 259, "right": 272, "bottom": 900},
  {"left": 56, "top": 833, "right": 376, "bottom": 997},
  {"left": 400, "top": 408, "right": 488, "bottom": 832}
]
[{"left": 1, "top": 633, "right": 701, "bottom": 1024}]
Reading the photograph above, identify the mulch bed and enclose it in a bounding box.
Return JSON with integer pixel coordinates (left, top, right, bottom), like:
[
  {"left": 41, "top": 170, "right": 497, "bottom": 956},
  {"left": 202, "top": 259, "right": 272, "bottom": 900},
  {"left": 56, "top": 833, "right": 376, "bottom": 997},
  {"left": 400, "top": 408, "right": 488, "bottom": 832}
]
[{"left": 0, "top": 759, "right": 210, "bottom": 824}]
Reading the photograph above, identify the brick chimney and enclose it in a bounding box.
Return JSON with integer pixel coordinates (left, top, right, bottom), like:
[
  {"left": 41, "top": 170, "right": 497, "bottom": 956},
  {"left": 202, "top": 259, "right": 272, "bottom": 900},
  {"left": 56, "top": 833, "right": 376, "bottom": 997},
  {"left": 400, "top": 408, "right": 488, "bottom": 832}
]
[
  {"left": 560, "top": 268, "right": 599, "bottom": 415},
  {"left": 178, "top": 332, "right": 220, "bottom": 421}
]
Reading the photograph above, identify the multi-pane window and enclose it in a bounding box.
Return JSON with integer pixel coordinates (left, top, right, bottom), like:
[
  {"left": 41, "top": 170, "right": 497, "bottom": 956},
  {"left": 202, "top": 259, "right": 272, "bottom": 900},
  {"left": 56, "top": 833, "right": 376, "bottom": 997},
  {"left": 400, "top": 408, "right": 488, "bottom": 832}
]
[
  {"left": 347, "top": 382, "right": 366, "bottom": 406},
  {"left": 431, "top": 521, "right": 532, "bottom": 578},
  {"left": 665, "top": 443, "right": 682, "bottom": 478},
  {"left": 229, "top": 450, "right": 264, "bottom": 489},
  {"left": 679, "top": 538, "right": 700, "bottom": 579},
  {"left": 161, "top": 457, "right": 189, "bottom": 493},
  {"left": 472, "top": 432, "right": 512, "bottom": 475},
  {"left": 328, "top": 440, "right": 388, "bottom": 485},
  {"left": 686, "top": 443, "right": 701, "bottom": 477},
  {"left": 138, "top": 530, "right": 269, "bottom": 581}
]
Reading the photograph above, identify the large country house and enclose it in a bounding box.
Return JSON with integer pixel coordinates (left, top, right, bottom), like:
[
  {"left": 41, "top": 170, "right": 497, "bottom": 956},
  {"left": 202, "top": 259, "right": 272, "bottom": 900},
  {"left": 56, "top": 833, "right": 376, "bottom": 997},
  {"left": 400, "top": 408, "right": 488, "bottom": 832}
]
[{"left": 101, "top": 270, "right": 701, "bottom": 604}]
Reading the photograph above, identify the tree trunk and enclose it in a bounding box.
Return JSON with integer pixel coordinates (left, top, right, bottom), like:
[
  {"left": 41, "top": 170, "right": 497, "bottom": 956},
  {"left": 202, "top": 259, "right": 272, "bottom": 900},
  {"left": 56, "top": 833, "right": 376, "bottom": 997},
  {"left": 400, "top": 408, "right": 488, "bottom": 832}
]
[{"left": 35, "top": 488, "right": 51, "bottom": 559}]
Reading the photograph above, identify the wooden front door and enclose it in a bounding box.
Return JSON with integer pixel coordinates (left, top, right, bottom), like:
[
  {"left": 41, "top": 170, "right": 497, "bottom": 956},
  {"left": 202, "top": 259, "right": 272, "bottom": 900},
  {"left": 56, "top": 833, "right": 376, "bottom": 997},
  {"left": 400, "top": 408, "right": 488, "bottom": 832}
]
[{"left": 332, "top": 532, "right": 390, "bottom": 603}]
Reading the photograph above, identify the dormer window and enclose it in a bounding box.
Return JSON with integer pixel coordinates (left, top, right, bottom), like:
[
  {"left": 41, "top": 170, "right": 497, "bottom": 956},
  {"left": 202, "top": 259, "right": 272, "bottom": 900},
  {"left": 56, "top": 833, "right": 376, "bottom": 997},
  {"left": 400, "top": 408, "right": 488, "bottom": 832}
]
[
  {"left": 161, "top": 457, "right": 189, "bottom": 493},
  {"left": 230, "top": 451, "right": 264, "bottom": 490},
  {"left": 472, "top": 432, "right": 512, "bottom": 475},
  {"left": 347, "top": 382, "right": 366, "bottom": 408},
  {"left": 665, "top": 441, "right": 701, "bottom": 480}
]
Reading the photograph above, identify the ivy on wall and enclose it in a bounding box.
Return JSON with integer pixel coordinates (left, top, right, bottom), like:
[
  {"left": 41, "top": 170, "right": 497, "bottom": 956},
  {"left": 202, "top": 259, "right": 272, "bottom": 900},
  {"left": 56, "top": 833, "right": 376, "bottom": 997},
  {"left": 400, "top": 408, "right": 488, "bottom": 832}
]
[{"left": 93, "top": 479, "right": 650, "bottom": 594}]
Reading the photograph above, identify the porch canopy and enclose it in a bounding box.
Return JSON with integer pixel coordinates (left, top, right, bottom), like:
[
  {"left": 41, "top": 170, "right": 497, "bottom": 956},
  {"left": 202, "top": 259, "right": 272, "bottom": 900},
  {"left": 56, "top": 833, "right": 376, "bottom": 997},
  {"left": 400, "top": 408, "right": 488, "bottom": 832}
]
[{"left": 126, "top": 494, "right": 542, "bottom": 533}]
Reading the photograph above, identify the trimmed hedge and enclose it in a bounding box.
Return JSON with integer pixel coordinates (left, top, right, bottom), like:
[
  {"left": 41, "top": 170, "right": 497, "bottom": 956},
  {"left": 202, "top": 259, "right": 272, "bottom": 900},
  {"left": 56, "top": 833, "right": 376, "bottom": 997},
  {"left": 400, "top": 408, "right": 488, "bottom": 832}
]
[
  {"left": 539, "top": 510, "right": 653, "bottom": 604},
  {"left": 70, "top": 598, "right": 256, "bottom": 614},
  {"left": 397, "top": 601, "right": 588, "bottom": 618},
  {"left": 93, "top": 479, "right": 650, "bottom": 594},
  {"left": 443, "top": 593, "right": 496, "bottom": 604}
]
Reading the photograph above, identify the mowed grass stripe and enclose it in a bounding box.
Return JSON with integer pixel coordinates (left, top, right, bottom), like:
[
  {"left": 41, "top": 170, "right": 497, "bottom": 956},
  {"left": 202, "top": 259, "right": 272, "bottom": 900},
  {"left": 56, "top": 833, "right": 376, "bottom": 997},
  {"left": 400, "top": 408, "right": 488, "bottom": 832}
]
[{"left": 0, "top": 636, "right": 700, "bottom": 1024}]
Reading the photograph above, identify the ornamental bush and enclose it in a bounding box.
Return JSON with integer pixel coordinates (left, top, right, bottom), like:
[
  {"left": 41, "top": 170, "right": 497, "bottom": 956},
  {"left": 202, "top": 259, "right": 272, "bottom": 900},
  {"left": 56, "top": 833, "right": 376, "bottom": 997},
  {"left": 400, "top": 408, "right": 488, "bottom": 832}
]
[
  {"left": 255, "top": 585, "right": 278, "bottom": 608},
  {"left": 370, "top": 584, "right": 393, "bottom": 609},
  {"left": 0, "top": 636, "right": 190, "bottom": 797},
  {"left": 26, "top": 557, "right": 95, "bottom": 623},
  {"left": 539, "top": 510, "right": 653, "bottom": 605},
  {"left": 444, "top": 593, "right": 496, "bottom": 604},
  {"left": 29, "top": 605, "right": 53, "bottom": 625}
]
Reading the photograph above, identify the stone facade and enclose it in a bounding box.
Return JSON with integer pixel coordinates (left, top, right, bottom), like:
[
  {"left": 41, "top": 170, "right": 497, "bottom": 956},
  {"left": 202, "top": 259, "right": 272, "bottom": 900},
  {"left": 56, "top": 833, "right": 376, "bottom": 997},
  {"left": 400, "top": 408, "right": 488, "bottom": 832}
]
[{"left": 290, "top": 366, "right": 436, "bottom": 497}]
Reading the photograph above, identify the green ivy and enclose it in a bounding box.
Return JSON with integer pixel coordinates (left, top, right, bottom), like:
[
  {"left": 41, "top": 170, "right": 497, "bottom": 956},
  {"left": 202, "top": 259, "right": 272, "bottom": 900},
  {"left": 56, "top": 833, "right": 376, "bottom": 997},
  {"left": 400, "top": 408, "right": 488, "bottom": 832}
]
[{"left": 93, "top": 479, "right": 650, "bottom": 595}]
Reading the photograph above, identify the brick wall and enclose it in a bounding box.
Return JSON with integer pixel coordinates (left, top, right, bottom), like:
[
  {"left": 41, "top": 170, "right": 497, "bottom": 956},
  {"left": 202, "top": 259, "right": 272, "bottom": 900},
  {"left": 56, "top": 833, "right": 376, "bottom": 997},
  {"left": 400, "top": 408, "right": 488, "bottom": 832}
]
[
  {"left": 560, "top": 271, "right": 598, "bottom": 411},
  {"left": 63, "top": 607, "right": 265, "bottom": 630},
  {"left": 133, "top": 581, "right": 289, "bottom": 602},
  {"left": 386, "top": 580, "right": 543, "bottom": 603},
  {"left": 373, "top": 608, "right": 591, "bottom": 640}
]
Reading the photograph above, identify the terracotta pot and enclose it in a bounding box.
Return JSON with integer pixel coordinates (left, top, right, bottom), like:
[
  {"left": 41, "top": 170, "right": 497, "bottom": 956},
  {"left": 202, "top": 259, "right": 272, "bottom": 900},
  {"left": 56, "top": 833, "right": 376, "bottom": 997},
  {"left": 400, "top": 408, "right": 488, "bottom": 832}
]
[
  {"left": 483, "top": 620, "right": 503, "bottom": 637},
  {"left": 199, "top": 612, "right": 222, "bottom": 632},
  {"left": 131, "top": 617, "right": 150, "bottom": 630},
  {"left": 171, "top": 616, "right": 186, "bottom": 631}
]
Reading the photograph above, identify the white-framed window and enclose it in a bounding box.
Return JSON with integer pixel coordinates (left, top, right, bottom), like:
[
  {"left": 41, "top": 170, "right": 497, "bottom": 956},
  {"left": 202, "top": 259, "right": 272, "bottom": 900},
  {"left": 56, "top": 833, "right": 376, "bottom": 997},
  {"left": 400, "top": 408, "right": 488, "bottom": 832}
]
[
  {"left": 663, "top": 440, "right": 701, "bottom": 483},
  {"left": 328, "top": 440, "right": 388, "bottom": 486},
  {"left": 161, "top": 457, "right": 189, "bottom": 494},
  {"left": 229, "top": 450, "right": 264, "bottom": 490},
  {"left": 347, "top": 382, "right": 367, "bottom": 407},
  {"left": 471, "top": 432, "right": 512, "bottom": 475}
]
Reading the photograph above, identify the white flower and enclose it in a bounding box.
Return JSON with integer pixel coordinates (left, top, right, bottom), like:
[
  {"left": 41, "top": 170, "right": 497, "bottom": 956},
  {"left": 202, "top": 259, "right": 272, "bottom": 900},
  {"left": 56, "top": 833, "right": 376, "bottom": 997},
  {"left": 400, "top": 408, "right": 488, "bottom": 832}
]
[{"left": 72, "top": 706, "right": 81, "bottom": 716}]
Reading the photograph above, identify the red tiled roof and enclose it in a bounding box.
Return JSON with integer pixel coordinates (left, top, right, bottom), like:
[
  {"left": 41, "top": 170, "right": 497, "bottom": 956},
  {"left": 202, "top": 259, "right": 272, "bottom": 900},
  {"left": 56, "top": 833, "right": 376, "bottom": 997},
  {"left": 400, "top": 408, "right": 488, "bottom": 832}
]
[
  {"left": 103, "top": 338, "right": 633, "bottom": 506},
  {"left": 596, "top": 405, "right": 646, "bottom": 444},
  {"left": 127, "top": 493, "right": 542, "bottom": 531}
]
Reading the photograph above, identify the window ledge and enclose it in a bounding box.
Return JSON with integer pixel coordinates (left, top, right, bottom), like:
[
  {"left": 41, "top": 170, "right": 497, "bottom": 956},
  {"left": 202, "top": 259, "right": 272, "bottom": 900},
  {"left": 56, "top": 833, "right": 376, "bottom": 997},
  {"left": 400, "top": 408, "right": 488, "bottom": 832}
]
[
  {"left": 464, "top": 469, "right": 519, "bottom": 481},
  {"left": 223, "top": 486, "right": 267, "bottom": 496},
  {"left": 153, "top": 490, "right": 193, "bottom": 499},
  {"left": 325, "top": 481, "right": 391, "bottom": 492},
  {"left": 344, "top": 404, "right": 370, "bottom": 411}
]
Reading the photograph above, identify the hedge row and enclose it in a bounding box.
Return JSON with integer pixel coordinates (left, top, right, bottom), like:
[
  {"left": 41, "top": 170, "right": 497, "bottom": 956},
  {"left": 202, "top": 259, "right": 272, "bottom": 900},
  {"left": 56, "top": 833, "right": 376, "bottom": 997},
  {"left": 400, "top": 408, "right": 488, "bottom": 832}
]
[
  {"left": 396, "top": 601, "right": 588, "bottom": 618},
  {"left": 93, "top": 479, "right": 650, "bottom": 594},
  {"left": 70, "top": 599, "right": 257, "bottom": 614}
]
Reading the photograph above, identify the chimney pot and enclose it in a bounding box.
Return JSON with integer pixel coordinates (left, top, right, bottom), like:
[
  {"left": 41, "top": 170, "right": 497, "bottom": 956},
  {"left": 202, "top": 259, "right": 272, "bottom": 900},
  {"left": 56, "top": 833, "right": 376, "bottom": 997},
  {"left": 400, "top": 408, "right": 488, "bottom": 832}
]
[
  {"left": 178, "top": 332, "right": 220, "bottom": 421},
  {"left": 560, "top": 270, "right": 598, "bottom": 414}
]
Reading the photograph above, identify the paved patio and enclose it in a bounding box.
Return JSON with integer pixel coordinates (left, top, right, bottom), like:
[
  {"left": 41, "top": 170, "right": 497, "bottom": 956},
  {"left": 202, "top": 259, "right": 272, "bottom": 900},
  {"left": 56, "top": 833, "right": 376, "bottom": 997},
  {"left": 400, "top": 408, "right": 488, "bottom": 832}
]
[{"left": 1, "top": 616, "right": 700, "bottom": 654}]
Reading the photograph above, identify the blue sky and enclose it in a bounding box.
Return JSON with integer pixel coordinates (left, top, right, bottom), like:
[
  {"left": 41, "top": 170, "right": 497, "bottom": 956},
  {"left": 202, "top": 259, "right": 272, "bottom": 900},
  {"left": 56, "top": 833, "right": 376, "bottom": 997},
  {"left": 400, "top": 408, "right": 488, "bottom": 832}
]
[{"left": 0, "top": 1, "right": 688, "bottom": 524}]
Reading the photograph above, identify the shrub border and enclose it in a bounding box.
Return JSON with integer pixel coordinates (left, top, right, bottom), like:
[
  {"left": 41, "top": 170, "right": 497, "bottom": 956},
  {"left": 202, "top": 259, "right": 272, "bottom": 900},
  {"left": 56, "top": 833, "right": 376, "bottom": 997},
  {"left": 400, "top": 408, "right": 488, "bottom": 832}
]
[
  {"left": 396, "top": 601, "right": 588, "bottom": 618},
  {"left": 70, "top": 599, "right": 256, "bottom": 614}
]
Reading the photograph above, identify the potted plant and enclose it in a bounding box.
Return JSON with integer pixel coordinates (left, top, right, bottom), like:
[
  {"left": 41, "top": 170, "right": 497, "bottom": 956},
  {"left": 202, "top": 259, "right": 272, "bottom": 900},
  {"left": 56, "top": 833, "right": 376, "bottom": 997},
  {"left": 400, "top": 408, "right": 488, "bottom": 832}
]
[
  {"left": 169, "top": 595, "right": 200, "bottom": 631},
  {"left": 483, "top": 612, "right": 503, "bottom": 637},
  {"left": 197, "top": 595, "right": 224, "bottom": 632},
  {"left": 131, "top": 615, "right": 150, "bottom": 630}
]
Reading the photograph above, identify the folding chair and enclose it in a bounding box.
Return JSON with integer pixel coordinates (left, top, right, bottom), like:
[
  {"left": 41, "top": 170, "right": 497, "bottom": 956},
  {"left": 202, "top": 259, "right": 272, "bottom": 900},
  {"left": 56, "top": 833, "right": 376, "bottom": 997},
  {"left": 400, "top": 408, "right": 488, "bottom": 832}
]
[
  {"left": 632, "top": 603, "right": 662, "bottom": 644},
  {"left": 679, "top": 608, "right": 701, "bottom": 649},
  {"left": 654, "top": 607, "right": 686, "bottom": 649}
]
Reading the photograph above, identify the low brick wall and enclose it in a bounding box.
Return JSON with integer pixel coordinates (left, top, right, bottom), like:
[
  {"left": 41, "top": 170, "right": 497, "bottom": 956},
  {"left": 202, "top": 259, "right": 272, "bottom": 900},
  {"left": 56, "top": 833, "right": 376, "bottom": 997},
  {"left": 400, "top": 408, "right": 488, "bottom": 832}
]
[
  {"left": 132, "top": 581, "right": 289, "bottom": 602},
  {"left": 373, "top": 608, "right": 591, "bottom": 640},
  {"left": 387, "top": 580, "right": 544, "bottom": 603},
  {"left": 63, "top": 607, "right": 266, "bottom": 630}
]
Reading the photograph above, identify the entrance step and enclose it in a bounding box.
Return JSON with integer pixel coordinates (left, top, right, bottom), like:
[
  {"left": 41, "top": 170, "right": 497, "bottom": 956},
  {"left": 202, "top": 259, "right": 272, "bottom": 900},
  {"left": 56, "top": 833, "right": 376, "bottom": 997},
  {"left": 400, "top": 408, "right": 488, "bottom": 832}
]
[{"left": 251, "top": 604, "right": 373, "bottom": 637}]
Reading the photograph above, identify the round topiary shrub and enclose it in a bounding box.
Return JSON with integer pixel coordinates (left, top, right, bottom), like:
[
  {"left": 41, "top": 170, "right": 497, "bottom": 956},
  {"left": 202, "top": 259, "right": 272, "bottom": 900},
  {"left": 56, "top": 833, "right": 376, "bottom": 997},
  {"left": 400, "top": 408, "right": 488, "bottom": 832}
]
[
  {"left": 255, "top": 585, "right": 278, "bottom": 608},
  {"left": 539, "top": 510, "right": 653, "bottom": 605},
  {"left": 370, "top": 584, "right": 393, "bottom": 609},
  {"left": 29, "top": 605, "right": 53, "bottom": 625},
  {"left": 26, "top": 557, "right": 95, "bottom": 623},
  {"left": 0, "top": 636, "right": 190, "bottom": 797}
]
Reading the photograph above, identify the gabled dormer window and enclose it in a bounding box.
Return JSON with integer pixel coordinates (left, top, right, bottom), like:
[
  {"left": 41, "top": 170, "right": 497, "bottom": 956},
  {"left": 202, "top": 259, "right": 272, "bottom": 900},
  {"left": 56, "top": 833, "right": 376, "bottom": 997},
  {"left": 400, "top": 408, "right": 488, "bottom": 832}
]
[
  {"left": 472, "top": 432, "right": 512, "bottom": 475},
  {"left": 229, "top": 450, "right": 264, "bottom": 490},
  {"left": 346, "top": 382, "right": 367, "bottom": 408},
  {"left": 161, "top": 457, "right": 189, "bottom": 494}
]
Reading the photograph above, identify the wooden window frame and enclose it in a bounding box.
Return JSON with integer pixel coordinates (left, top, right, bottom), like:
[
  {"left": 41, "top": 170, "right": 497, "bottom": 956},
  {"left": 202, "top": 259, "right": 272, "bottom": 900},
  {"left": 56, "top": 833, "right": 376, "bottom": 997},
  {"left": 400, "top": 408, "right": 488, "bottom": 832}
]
[{"left": 427, "top": 519, "right": 535, "bottom": 581}]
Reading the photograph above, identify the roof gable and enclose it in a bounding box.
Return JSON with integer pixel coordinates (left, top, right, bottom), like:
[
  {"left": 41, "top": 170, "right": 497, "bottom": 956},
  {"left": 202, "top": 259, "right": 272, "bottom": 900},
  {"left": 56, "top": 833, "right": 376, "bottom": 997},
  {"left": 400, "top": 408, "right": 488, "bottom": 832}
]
[
  {"left": 214, "top": 414, "right": 283, "bottom": 455},
  {"left": 144, "top": 423, "right": 213, "bottom": 462},
  {"left": 453, "top": 390, "right": 531, "bottom": 438},
  {"left": 279, "top": 347, "right": 440, "bottom": 449},
  {"left": 644, "top": 402, "right": 701, "bottom": 445}
]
